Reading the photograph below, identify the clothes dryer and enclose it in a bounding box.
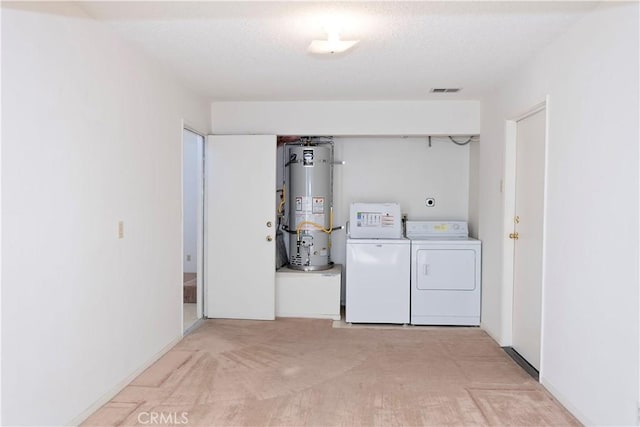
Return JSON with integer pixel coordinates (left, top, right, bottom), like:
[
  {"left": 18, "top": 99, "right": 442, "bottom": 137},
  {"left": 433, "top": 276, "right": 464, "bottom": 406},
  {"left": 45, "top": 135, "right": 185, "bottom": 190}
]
[{"left": 406, "top": 221, "right": 481, "bottom": 326}]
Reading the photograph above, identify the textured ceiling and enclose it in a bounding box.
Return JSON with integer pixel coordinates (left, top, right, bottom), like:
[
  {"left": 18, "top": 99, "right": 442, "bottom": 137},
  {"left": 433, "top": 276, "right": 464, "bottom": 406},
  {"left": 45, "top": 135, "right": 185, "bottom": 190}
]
[{"left": 80, "top": 1, "right": 600, "bottom": 101}]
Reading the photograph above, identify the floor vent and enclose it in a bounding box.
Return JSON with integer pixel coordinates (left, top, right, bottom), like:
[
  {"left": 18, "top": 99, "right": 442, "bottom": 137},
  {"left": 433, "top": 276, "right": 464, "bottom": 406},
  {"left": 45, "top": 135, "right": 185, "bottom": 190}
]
[
  {"left": 430, "top": 88, "right": 461, "bottom": 93},
  {"left": 503, "top": 346, "right": 540, "bottom": 380}
]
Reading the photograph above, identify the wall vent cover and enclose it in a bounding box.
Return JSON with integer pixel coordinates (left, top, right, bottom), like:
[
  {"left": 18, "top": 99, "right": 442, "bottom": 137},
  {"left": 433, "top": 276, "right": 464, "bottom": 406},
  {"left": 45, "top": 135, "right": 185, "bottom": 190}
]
[{"left": 430, "top": 88, "right": 461, "bottom": 93}]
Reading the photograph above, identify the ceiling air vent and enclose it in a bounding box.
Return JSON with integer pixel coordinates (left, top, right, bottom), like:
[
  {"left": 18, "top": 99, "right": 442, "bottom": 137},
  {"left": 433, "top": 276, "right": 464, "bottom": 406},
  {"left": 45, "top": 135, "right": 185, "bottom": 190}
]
[{"left": 430, "top": 88, "right": 461, "bottom": 93}]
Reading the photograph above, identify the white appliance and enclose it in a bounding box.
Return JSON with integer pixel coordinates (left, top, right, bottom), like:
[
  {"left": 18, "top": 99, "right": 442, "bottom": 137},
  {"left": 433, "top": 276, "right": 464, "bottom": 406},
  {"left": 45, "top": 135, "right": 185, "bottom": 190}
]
[
  {"left": 346, "top": 203, "right": 410, "bottom": 324},
  {"left": 406, "top": 221, "right": 482, "bottom": 326}
]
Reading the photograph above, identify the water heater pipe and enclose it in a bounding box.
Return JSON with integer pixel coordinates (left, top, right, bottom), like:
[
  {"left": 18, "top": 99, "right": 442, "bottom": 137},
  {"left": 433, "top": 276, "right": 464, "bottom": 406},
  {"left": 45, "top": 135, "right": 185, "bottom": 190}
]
[{"left": 295, "top": 206, "right": 334, "bottom": 240}]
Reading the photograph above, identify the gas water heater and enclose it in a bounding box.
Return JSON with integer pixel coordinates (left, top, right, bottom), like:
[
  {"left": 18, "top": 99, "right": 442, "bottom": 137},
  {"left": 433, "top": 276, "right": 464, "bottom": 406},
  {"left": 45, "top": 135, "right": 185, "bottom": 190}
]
[{"left": 286, "top": 142, "right": 333, "bottom": 271}]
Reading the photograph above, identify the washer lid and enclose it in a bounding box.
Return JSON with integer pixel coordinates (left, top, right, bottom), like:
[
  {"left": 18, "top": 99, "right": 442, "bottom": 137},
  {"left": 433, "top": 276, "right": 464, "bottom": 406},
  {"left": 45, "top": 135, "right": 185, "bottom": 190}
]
[{"left": 406, "top": 221, "right": 469, "bottom": 239}]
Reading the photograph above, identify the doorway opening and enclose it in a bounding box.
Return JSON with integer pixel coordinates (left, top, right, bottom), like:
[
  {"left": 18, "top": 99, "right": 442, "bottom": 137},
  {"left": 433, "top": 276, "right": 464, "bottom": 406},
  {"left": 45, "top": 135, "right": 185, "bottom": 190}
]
[{"left": 183, "top": 127, "right": 205, "bottom": 332}]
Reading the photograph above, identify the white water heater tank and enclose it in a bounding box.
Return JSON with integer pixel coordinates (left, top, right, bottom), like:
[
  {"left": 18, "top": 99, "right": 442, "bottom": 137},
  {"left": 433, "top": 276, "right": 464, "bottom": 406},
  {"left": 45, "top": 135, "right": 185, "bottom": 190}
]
[{"left": 287, "top": 144, "right": 333, "bottom": 271}]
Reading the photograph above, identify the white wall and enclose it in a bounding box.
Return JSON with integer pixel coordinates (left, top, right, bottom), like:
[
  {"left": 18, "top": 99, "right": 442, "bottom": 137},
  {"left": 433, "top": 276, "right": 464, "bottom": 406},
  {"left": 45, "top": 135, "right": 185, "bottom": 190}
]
[
  {"left": 331, "top": 136, "right": 470, "bottom": 264},
  {"left": 211, "top": 100, "right": 480, "bottom": 136},
  {"left": 0, "top": 4, "right": 4, "bottom": 421},
  {"left": 479, "top": 3, "right": 639, "bottom": 425},
  {"left": 1, "top": 3, "right": 210, "bottom": 425},
  {"left": 182, "top": 130, "right": 202, "bottom": 274}
]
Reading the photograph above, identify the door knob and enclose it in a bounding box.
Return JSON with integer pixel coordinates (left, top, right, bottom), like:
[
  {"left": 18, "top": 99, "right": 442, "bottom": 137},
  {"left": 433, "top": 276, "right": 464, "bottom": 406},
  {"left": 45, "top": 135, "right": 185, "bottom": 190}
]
[
  {"left": 266, "top": 235, "right": 273, "bottom": 242},
  {"left": 266, "top": 221, "right": 273, "bottom": 228},
  {"left": 509, "top": 232, "right": 519, "bottom": 240}
]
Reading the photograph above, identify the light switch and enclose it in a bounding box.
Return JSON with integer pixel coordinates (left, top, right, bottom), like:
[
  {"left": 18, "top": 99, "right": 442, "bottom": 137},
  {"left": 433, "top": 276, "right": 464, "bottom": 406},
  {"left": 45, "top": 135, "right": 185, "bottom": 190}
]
[{"left": 118, "top": 221, "right": 124, "bottom": 239}]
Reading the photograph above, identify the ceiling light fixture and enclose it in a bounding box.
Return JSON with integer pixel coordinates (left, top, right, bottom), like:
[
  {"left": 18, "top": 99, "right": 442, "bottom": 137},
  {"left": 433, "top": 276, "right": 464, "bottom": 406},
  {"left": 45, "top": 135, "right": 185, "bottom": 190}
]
[{"left": 308, "top": 27, "right": 359, "bottom": 55}]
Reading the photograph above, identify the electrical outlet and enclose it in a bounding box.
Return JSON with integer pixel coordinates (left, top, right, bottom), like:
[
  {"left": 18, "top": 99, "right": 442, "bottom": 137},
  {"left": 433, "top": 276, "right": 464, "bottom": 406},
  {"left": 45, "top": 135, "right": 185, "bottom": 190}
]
[
  {"left": 425, "top": 198, "right": 436, "bottom": 207},
  {"left": 118, "top": 221, "right": 124, "bottom": 239},
  {"left": 186, "top": 254, "right": 192, "bottom": 262}
]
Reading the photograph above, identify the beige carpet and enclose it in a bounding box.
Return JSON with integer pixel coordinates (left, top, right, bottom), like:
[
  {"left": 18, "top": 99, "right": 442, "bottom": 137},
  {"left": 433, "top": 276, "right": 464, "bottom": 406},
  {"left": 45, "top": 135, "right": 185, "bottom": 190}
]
[{"left": 83, "top": 318, "right": 579, "bottom": 426}]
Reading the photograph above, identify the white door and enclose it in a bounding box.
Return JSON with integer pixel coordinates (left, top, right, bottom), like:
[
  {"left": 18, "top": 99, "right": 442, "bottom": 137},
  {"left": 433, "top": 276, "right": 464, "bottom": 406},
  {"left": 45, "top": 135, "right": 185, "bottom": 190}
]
[
  {"left": 512, "top": 108, "right": 546, "bottom": 370},
  {"left": 205, "top": 135, "right": 276, "bottom": 320}
]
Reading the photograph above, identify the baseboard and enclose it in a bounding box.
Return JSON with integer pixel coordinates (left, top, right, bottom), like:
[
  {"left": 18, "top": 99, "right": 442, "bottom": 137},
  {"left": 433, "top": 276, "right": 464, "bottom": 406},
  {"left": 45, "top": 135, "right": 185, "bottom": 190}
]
[
  {"left": 480, "top": 322, "right": 507, "bottom": 346},
  {"left": 276, "top": 313, "right": 341, "bottom": 321},
  {"left": 539, "top": 374, "right": 591, "bottom": 426},
  {"left": 67, "top": 334, "right": 183, "bottom": 426},
  {"left": 183, "top": 317, "right": 205, "bottom": 336}
]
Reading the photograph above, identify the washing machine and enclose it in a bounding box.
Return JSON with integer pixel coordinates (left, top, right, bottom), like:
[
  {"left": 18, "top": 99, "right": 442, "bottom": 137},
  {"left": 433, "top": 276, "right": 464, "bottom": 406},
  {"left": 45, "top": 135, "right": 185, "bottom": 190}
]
[
  {"left": 346, "top": 203, "right": 410, "bottom": 324},
  {"left": 406, "top": 221, "right": 481, "bottom": 326}
]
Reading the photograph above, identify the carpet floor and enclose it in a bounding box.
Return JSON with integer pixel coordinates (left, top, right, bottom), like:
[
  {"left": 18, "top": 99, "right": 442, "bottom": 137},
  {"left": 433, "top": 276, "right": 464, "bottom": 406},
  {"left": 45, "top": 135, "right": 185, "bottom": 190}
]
[{"left": 83, "top": 318, "right": 579, "bottom": 426}]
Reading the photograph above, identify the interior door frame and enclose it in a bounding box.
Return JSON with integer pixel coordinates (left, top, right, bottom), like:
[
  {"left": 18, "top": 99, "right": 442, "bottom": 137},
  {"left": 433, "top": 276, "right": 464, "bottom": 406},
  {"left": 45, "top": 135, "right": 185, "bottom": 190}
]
[
  {"left": 501, "top": 96, "right": 550, "bottom": 373},
  {"left": 182, "top": 122, "right": 206, "bottom": 329}
]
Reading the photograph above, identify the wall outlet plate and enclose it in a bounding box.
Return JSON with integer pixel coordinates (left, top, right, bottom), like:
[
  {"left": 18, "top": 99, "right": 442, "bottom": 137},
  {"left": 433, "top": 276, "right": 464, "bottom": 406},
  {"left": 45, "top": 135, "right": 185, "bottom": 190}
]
[{"left": 425, "top": 198, "right": 436, "bottom": 207}]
